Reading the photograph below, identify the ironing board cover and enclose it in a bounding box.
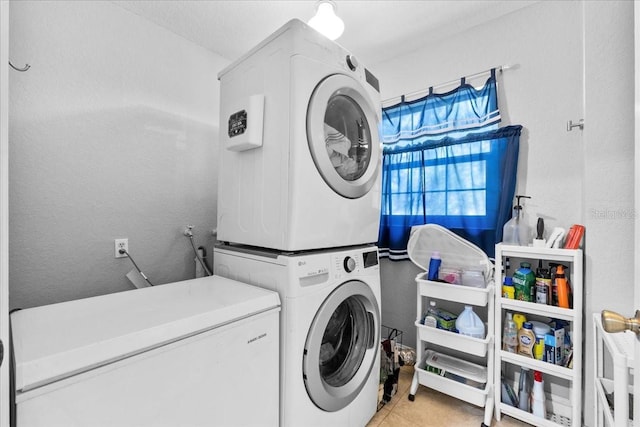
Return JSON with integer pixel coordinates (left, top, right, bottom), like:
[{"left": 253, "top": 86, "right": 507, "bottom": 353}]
[{"left": 407, "top": 224, "right": 493, "bottom": 280}]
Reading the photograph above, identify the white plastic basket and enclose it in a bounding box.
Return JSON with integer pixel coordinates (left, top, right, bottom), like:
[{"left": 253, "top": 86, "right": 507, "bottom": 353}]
[{"left": 407, "top": 224, "right": 494, "bottom": 287}]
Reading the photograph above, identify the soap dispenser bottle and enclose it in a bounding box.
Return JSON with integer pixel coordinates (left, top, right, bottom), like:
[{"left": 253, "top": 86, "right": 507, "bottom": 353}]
[
  {"left": 502, "top": 195, "right": 532, "bottom": 246},
  {"left": 502, "top": 207, "right": 520, "bottom": 245}
]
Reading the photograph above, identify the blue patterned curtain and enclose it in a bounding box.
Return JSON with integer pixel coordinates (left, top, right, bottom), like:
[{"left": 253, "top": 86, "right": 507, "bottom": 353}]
[
  {"left": 381, "top": 71, "right": 501, "bottom": 147},
  {"left": 378, "top": 71, "right": 521, "bottom": 259}
]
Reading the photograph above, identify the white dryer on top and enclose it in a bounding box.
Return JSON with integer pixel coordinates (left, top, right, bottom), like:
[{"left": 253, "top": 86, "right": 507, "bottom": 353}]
[{"left": 217, "top": 18, "right": 382, "bottom": 252}]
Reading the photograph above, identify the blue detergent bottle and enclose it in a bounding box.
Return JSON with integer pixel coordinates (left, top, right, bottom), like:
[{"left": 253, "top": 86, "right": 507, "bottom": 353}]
[{"left": 427, "top": 251, "right": 441, "bottom": 281}]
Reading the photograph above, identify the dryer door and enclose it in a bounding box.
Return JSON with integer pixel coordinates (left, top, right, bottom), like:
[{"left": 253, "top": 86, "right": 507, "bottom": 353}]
[
  {"left": 307, "top": 74, "right": 381, "bottom": 199},
  {"left": 303, "top": 279, "right": 380, "bottom": 412}
]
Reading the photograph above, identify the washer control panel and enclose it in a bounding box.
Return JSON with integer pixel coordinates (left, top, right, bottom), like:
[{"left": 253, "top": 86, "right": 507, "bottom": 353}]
[
  {"left": 333, "top": 249, "right": 379, "bottom": 276},
  {"left": 296, "top": 248, "right": 379, "bottom": 286},
  {"left": 343, "top": 256, "right": 356, "bottom": 273}
]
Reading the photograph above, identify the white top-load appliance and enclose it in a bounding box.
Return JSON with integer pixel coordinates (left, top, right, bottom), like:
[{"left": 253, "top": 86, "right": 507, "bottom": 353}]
[
  {"left": 11, "top": 275, "right": 280, "bottom": 427},
  {"left": 216, "top": 19, "right": 382, "bottom": 252}
]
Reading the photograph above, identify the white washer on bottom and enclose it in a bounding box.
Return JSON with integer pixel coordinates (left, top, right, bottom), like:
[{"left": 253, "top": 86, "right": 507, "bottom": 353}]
[{"left": 214, "top": 244, "right": 381, "bottom": 427}]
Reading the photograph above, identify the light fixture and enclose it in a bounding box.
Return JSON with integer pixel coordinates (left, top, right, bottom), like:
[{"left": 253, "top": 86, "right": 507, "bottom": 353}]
[{"left": 308, "top": 0, "right": 344, "bottom": 41}]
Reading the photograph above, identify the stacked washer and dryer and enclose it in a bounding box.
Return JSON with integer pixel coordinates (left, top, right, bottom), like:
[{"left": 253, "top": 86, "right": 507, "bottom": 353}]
[{"left": 213, "top": 19, "right": 383, "bottom": 427}]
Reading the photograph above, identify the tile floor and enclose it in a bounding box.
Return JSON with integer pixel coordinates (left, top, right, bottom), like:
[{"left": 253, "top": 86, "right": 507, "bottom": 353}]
[{"left": 367, "top": 366, "right": 531, "bottom": 427}]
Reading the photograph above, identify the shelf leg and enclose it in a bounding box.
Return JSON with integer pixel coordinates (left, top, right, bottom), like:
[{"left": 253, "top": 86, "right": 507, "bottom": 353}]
[
  {"left": 408, "top": 371, "right": 419, "bottom": 401},
  {"left": 483, "top": 389, "right": 494, "bottom": 426}
]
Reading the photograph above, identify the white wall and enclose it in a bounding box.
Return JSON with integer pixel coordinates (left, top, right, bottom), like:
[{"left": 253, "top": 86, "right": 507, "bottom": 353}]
[
  {"left": 9, "top": 1, "right": 230, "bottom": 309},
  {"left": 583, "top": 2, "right": 635, "bottom": 424},
  {"left": 372, "top": 2, "right": 634, "bottom": 426}
]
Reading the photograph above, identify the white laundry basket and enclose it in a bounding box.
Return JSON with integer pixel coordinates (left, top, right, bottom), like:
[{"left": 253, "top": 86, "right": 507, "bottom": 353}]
[{"left": 407, "top": 224, "right": 493, "bottom": 286}]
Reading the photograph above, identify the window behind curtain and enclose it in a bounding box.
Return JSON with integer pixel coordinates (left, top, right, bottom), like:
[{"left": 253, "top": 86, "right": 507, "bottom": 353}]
[{"left": 378, "top": 71, "right": 521, "bottom": 259}]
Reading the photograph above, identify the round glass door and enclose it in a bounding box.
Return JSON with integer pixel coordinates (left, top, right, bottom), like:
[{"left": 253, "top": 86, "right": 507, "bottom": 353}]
[
  {"left": 303, "top": 280, "right": 379, "bottom": 412},
  {"left": 307, "top": 74, "right": 381, "bottom": 199}
]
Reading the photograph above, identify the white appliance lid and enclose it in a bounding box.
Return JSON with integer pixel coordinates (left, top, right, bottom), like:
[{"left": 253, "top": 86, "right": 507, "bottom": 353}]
[{"left": 12, "top": 275, "right": 280, "bottom": 392}]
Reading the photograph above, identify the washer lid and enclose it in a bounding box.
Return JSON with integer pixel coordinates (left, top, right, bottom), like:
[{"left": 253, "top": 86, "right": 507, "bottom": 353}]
[{"left": 12, "top": 276, "right": 280, "bottom": 392}]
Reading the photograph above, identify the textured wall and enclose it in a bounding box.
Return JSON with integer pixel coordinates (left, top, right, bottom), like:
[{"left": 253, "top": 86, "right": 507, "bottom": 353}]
[{"left": 9, "top": 1, "right": 229, "bottom": 309}]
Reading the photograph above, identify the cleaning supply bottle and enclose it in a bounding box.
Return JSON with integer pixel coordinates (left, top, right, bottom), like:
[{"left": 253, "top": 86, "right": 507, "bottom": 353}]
[
  {"left": 502, "top": 276, "right": 515, "bottom": 299},
  {"left": 550, "top": 264, "right": 559, "bottom": 305},
  {"left": 518, "top": 367, "right": 531, "bottom": 412},
  {"left": 530, "top": 321, "right": 551, "bottom": 361},
  {"left": 535, "top": 261, "right": 551, "bottom": 305},
  {"left": 555, "top": 264, "right": 570, "bottom": 308},
  {"left": 502, "top": 195, "right": 532, "bottom": 246},
  {"left": 513, "top": 262, "right": 535, "bottom": 302},
  {"left": 517, "top": 321, "right": 536, "bottom": 358},
  {"left": 456, "top": 306, "right": 485, "bottom": 338},
  {"left": 427, "top": 251, "right": 441, "bottom": 281},
  {"left": 423, "top": 301, "right": 438, "bottom": 328},
  {"left": 513, "top": 313, "right": 527, "bottom": 330},
  {"left": 502, "top": 312, "right": 518, "bottom": 353},
  {"left": 531, "top": 370, "right": 546, "bottom": 418}
]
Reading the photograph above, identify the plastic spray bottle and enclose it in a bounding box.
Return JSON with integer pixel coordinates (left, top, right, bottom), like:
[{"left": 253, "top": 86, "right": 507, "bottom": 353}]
[{"left": 531, "top": 371, "right": 546, "bottom": 418}]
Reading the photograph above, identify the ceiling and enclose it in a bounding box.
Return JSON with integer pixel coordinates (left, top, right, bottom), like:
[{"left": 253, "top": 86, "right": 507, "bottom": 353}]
[{"left": 112, "top": 0, "right": 537, "bottom": 66}]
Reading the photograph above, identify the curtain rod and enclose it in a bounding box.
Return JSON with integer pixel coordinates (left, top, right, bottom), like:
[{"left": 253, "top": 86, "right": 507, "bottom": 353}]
[{"left": 381, "top": 64, "right": 517, "bottom": 107}]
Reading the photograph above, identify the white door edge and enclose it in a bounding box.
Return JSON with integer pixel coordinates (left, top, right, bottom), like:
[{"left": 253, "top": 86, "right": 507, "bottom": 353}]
[
  {"left": 634, "top": 3, "right": 640, "bottom": 425},
  {"left": 0, "top": 1, "right": 10, "bottom": 426}
]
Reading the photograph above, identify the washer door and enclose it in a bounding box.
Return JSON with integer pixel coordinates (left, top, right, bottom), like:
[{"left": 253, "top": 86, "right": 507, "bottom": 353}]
[
  {"left": 307, "top": 74, "right": 381, "bottom": 199},
  {"left": 303, "top": 280, "right": 379, "bottom": 412}
]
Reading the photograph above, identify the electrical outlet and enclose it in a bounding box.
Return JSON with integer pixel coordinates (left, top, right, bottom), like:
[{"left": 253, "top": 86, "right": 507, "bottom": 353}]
[{"left": 114, "top": 238, "right": 128, "bottom": 258}]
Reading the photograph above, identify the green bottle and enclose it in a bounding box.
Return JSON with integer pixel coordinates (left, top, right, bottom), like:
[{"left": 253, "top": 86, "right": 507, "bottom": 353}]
[{"left": 513, "top": 262, "right": 535, "bottom": 302}]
